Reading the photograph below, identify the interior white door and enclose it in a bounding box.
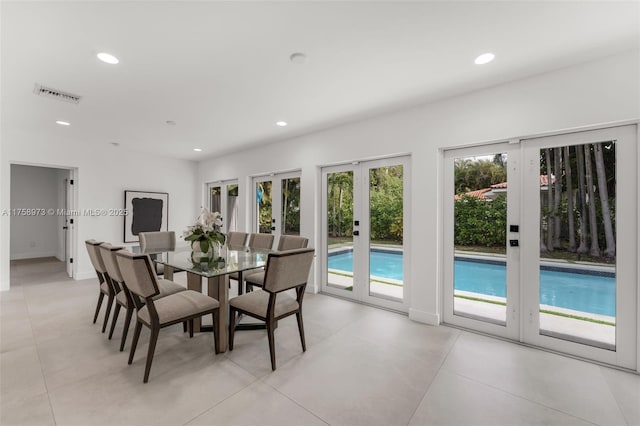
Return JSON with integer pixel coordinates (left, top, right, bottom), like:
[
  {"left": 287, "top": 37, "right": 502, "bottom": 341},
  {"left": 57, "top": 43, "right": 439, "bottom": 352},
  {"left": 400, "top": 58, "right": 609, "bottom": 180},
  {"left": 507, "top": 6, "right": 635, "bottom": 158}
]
[{"left": 208, "top": 180, "right": 239, "bottom": 233}]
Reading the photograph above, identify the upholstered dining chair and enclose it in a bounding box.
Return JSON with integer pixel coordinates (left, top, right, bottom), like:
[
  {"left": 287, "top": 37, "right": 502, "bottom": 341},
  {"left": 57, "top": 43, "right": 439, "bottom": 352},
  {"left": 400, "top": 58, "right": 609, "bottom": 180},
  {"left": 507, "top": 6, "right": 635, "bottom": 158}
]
[
  {"left": 227, "top": 231, "right": 248, "bottom": 247},
  {"left": 85, "top": 240, "right": 116, "bottom": 333},
  {"left": 229, "top": 248, "right": 315, "bottom": 370},
  {"left": 99, "top": 243, "right": 186, "bottom": 351},
  {"left": 229, "top": 233, "right": 275, "bottom": 294},
  {"left": 244, "top": 235, "right": 309, "bottom": 291},
  {"left": 116, "top": 250, "right": 220, "bottom": 383},
  {"left": 138, "top": 231, "right": 179, "bottom": 276}
]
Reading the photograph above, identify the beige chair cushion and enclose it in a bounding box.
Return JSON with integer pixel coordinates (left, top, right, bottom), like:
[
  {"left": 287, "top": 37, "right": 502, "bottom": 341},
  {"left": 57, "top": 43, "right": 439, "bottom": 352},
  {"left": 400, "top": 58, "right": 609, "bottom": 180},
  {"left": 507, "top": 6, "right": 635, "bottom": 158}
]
[
  {"left": 155, "top": 279, "right": 186, "bottom": 299},
  {"left": 100, "top": 282, "right": 110, "bottom": 295},
  {"left": 116, "top": 290, "right": 128, "bottom": 307},
  {"left": 137, "top": 290, "right": 220, "bottom": 326},
  {"left": 244, "top": 270, "right": 265, "bottom": 287},
  {"left": 229, "top": 289, "right": 298, "bottom": 319}
]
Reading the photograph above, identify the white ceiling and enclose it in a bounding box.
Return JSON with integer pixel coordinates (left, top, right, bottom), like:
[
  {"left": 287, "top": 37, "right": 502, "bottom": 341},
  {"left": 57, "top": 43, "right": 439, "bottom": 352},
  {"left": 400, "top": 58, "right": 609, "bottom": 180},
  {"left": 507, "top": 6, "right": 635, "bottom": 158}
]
[{"left": 2, "top": 1, "right": 638, "bottom": 160}]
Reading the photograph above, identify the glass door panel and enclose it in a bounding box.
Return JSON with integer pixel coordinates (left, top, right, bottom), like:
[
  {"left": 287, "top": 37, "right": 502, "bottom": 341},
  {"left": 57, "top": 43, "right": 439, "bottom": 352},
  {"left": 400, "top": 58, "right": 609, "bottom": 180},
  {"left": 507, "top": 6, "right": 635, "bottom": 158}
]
[
  {"left": 325, "top": 169, "right": 354, "bottom": 293},
  {"left": 443, "top": 143, "right": 519, "bottom": 339},
  {"left": 522, "top": 126, "right": 636, "bottom": 368},
  {"left": 255, "top": 179, "right": 273, "bottom": 234},
  {"left": 281, "top": 177, "right": 301, "bottom": 235},
  {"left": 367, "top": 165, "right": 404, "bottom": 301},
  {"left": 208, "top": 181, "right": 239, "bottom": 233}
]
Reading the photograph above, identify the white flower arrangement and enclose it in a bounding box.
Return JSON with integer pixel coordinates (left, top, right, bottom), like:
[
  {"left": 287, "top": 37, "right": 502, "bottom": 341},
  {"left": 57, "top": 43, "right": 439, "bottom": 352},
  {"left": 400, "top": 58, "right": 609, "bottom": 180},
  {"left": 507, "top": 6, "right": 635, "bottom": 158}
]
[{"left": 182, "top": 207, "right": 226, "bottom": 253}]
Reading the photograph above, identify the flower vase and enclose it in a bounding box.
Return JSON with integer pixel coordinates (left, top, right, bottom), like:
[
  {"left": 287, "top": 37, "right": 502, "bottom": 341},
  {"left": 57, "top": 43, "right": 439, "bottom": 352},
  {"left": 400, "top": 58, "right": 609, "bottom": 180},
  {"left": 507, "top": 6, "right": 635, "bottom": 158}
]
[{"left": 191, "top": 241, "right": 214, "bottom": 263}]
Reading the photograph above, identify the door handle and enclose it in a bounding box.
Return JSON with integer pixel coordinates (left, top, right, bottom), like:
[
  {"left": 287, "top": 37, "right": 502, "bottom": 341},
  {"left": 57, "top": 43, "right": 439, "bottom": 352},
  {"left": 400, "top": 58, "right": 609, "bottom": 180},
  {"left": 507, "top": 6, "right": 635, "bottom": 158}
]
[
  {"left": 271, "top": 227, "right": 276, "bottom": 231},
  {"left": 353, "top": 230, "right": 360, "bottom": 236}
]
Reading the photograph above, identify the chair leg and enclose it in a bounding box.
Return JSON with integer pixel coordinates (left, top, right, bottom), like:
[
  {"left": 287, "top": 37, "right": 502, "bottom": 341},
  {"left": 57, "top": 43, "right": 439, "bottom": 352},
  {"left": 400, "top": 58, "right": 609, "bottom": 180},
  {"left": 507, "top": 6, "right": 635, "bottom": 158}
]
[
  {"left": 93, "top": 293, "right": 104, "bottom": 324},
  {"left": 143, "top": 326, "right": 159, "bottom": 383},
  {"left": 228, "top": 308, "right": 236, "bottom": 351},
  {"left": 212, "top": 310, "right": 220, "bottom": 354},
  {"left": 183, "top": 322, "right": 187, "bottom": 333},
  {"left": 101, "top": 294, "right": 114, "bottom": 333},
  {"left": 266, "top": 321, "right": 276, "bottom": 371},
  {"left": 120, "top": 307, "right": 134, "bottom": 352},
  {"left": 296, "top": 312, "right": 306, "bottom": 352},
  {"left": 188, "top": 319, "right": 194, "bottom": 338},
  {"left": 108, "top": 304, "right": 121, "bottom": 340},
  {"left": 128, "top": 321, "right": 143, "bottom": 365}
]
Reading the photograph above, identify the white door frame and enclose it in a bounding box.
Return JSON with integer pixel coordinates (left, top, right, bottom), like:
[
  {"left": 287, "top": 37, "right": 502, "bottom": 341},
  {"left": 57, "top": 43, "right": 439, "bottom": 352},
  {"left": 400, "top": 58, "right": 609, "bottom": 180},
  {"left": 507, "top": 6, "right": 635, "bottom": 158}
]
[
  {"left": 206, "top": 179, "right": 239, "bottom": 233},
  {"left": 320, "top": 156, "right": 411, "bottom": 312},
  {"left": 251, "top": 171, "right": 301, "bottom": 236},
  {"left": 520, "top": 125, "right": 637, "bottom": 369}
]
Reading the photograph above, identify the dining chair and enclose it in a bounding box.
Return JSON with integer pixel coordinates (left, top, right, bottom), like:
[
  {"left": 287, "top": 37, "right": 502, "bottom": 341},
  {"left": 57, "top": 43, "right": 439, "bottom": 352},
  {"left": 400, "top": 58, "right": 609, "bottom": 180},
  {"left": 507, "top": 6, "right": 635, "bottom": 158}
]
[
  {"left": 229, "top": 248, "right": 314, "bottom": 370},
  {"left": 138, "top": 231, "right": 179, "bottom": 276},
  {"left": 227, "top": 231, "right": 248, "bottom": 247},
  {"left": 244, "top": 235, "right": 309, "bottom": 291},
  {"left": 229, "top": 233, "right": 275, "bottom": 294},
  {"left": 115, "top": 250, "right": 220, "bottom": 383},
  {"left": 99, "top": 244, "right": 187, "bottom": 351},
  {"left": 85, "top": 240, "right": 116, "bottom": 333}
]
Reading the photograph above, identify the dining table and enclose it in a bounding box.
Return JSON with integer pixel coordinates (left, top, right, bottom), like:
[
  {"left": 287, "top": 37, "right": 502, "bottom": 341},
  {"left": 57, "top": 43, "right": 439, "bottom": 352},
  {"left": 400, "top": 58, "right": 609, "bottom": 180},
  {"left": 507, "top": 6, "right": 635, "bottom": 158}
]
[{"left": 141, "top": 244, "right": 271, "bottom": 353}]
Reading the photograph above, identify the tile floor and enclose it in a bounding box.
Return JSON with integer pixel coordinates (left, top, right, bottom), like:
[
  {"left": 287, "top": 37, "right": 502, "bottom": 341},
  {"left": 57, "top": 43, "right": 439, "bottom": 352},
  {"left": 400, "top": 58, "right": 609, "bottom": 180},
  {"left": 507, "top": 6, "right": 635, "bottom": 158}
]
[{"left": 1, "top": 258, "right": 639, "bottom": 426}]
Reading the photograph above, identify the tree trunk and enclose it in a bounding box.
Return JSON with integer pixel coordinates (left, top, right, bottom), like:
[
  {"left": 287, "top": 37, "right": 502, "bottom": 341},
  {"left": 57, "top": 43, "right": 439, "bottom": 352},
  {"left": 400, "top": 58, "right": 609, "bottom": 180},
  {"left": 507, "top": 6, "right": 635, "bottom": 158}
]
[
  {"left": 282, "top": 180, "right": 288, "bottom": 235},
  {"left": 593, "top": 143, "right": 615, "bottom": 257},
  {"left": 564, "top": 146, "right": 576, "bottom": 252},
  {"left": 338, "top": 187, "right": 343, "bottom": 237},
  {"left": 584, "top": 145, "right": 600, "bottom": 257},
  {"left": 576, "top": 145, "right": 589, "bottom": 253},
  {"left": 553, "top": 147, "right": 562, "bottom": 248},
  {"left": 545, "top": 148, "right": 554, "bottom": 252}
]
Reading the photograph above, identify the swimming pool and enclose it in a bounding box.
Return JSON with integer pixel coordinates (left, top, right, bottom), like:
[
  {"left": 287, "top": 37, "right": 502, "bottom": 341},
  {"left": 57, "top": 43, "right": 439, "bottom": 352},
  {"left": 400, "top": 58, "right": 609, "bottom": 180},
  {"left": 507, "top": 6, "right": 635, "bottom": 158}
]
[
  {"left": 328, "top": 250, "right": 615, "bottom": 316},
  {"left": 329, "top": 249, "right": 403, "bottom": 280}
]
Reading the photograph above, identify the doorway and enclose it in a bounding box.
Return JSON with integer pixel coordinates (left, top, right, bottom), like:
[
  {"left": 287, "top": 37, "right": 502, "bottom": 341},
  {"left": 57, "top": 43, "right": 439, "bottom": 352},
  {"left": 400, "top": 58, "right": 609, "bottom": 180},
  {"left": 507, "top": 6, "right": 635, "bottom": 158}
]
[
  {"left": 443, "top": 126, "right": 637, "bottom": 368},
  {"left": 9, "top": 164, "right": 75, "bottom": 279},
  {"left": 252, "top": 171, "right": 301, "bottom": 236},
  {"left": 208, "top": 180, "right": 239, "bottom": 233},
  {"left": 321, "top": 156, "right": 410, "bottom": 312}
]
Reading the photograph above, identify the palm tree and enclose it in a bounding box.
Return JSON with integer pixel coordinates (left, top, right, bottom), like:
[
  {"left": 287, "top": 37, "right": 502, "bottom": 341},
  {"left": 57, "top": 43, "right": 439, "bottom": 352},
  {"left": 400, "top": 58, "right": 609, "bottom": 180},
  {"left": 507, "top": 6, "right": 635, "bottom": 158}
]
[
  {"left": 576, "top": 145, "right": 589, "bottom": 253},
  {"left": 564, "top": 146, "right": 576, "bottom": 252},
  {"left": 584, "top": 145, "right": 600, "bottom": 257},
  {"left": 553, "top": 147, "right": 562, "bottom": 248},
  {"left": 544, "top": 148, "right": 554, "bottom": 252},
  {"left": 593, "top": 142, "right": 615, "bottom": 257}
]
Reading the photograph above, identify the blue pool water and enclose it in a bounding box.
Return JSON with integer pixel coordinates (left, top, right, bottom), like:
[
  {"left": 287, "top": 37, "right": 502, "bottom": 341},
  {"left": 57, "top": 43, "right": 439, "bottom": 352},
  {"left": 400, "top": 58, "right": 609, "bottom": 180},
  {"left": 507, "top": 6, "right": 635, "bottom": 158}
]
[
  {"left": 328, "top": 251, "right": 616, "bottom": 316},
  {"left": 329, "top": 250, "right": 403, "bottom": 280}
]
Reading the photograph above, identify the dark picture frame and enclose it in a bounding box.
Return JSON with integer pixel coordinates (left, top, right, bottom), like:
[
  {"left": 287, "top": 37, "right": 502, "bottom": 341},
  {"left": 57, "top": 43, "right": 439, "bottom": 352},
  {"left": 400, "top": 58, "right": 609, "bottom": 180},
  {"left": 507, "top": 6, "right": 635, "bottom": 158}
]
[{"left": 124, "top": 190, "right": 169, "bottom": 242}]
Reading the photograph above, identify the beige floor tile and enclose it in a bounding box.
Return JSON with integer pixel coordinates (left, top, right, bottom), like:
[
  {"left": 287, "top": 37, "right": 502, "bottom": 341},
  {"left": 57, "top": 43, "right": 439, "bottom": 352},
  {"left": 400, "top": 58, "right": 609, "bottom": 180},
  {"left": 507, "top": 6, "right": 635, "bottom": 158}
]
[
  {"left": 186, "top": 381, "right": 328, "bottom": 426},
  {"left": 0, "top": 345, "right": 48, "bottom": 406},
  {"left": 0, "top": 392, "right": 55, "bottom": 426},
  {"left": 600, "top": 366, "right": 640, "bottom": 426},
  {"left": 264, "top": 331, "right": 440, "bottom": 426},
  {"left": 409, "top": 370, "right": 593, "bottom": 426},
  {"left": 48, "top": 357, "right": 255, "bottom": 426},
  {"left": 442, "top": 332, "right": 628, "bottom": 425}
]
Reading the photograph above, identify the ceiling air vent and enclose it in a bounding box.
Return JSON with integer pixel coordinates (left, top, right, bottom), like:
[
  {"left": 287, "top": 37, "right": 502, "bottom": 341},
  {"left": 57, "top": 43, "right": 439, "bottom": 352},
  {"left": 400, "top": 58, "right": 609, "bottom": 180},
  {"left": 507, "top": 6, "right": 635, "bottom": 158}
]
[{"left": 33, "top": 84, "right": 81, "bottom": 104}]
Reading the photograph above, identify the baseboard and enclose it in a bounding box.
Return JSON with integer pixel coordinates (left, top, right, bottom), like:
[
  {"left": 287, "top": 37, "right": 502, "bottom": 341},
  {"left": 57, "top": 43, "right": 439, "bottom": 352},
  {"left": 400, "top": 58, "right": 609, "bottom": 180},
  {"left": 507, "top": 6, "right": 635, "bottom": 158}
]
[
  {"left": 409, "top": 308, "right": 440, "bottom": 325},
  {"left": 75, "top": 271, "right": 96, "bottom": 281},
  {"left": 10, "top": 251, "right": 58, "bottom": 260}
]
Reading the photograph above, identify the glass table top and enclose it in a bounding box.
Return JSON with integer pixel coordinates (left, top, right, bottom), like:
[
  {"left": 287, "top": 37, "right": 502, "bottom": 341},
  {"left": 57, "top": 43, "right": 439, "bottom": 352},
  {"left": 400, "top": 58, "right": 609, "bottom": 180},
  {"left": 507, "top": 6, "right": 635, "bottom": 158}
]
[{"left": 142, "top": 245, "right": 271, "bottom": 278}]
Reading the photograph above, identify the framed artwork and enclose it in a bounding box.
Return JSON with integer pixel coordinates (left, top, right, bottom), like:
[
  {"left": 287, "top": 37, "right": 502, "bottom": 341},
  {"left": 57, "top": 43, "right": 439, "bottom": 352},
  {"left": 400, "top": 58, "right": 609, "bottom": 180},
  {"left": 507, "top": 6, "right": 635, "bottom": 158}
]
[{"left": 124, "top": 190, "right": 169, "bottom": 242}]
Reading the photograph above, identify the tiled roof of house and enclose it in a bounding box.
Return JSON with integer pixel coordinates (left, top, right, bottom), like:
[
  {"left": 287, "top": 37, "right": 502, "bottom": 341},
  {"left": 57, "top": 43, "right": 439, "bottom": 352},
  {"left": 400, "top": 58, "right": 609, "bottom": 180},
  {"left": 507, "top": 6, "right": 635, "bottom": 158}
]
[{"left": 454, "top": 188, "right": 491, "bottom": 200}]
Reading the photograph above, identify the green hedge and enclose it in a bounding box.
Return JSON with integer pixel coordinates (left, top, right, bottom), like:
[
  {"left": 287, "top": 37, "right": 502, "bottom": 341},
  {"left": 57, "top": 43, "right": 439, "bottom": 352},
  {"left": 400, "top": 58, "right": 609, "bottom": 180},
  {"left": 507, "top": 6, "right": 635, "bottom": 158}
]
[{"left": 455, "top": 195, "right": 506, "bottom": 247}]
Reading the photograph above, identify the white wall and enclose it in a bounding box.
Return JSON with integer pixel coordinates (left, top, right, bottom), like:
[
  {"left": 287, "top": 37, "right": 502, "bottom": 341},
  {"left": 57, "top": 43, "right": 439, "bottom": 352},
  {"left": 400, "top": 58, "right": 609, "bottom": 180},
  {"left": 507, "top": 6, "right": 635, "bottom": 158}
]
[
  {"left": 9, "top": 165, "right": 65, "bottom": 260},
  {"left": 196, "top": 50, "right": 640, "bottom": 325},
  {"left": 0, "top": 139, "right": 198, "bottom": 289}
]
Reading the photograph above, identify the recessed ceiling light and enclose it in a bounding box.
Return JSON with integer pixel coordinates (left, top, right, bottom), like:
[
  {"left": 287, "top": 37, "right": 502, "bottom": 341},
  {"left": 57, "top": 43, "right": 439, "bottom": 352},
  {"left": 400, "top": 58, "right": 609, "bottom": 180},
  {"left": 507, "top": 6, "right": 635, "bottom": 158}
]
[
  {"left": 193, "top": 148, "right": 202, "bottom": 152},
  {"left": 166, "top": 120, "right": 176, "bottom": 126},
  {"left": 276, "top": 121, "right": 288, "bottom": 127},
  {"left": 474, "top": 53, "right": 495, "bottom": 65},
  {"left": 55, "top": 120, "right": 70, "bottom": 126},
  {"left": 289, "top": 52, "right": 307, "bottom": 64},
  {"left": 97, "top": 52, "right": 119, "bottom": 65},
  {"left": 110, "top": 142, "right": 120, "bottom": 147}
]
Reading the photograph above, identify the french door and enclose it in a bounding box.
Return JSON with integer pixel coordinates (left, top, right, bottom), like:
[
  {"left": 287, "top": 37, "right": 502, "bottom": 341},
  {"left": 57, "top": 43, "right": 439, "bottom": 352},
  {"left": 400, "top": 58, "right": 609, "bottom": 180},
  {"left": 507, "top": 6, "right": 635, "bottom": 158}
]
[
  {"left": 443, "top": 126, "right": 637, "bottom": 369},
  {"left": 321, "top": 156, "right": 410, "bottom": 312},
  {"left": 208, "top": 180, "right": 239, "bottom": 233},
  {"left": 252, "top": 171, "right": 301, "bottom": 236}
]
